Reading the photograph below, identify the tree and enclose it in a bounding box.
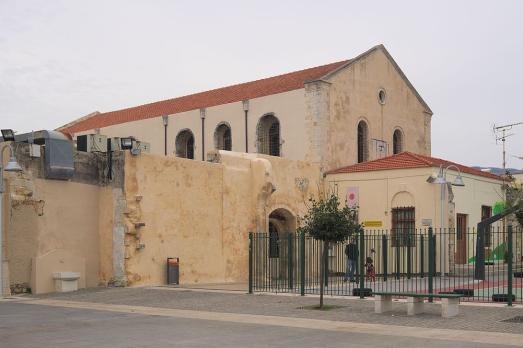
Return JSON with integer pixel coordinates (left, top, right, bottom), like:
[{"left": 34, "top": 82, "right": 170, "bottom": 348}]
[{"left": 298, "top": 193, "right": 362, "bottom": 308}]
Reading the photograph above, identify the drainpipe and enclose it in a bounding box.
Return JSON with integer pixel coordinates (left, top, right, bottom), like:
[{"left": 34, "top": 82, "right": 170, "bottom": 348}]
[
  {"left": 162, "top": 116, "right": 169, "bottom": 156},
  {"left": 243, "top": 100, "right": 249, "bottom": 153},
  {"left": 200, "top": 108, "right": 206, "bottom": 161}
]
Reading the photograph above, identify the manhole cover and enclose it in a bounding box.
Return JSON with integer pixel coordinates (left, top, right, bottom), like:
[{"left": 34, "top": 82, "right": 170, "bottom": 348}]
[{"left": 502, "top": 316, "right": 523, "bottom": 323}]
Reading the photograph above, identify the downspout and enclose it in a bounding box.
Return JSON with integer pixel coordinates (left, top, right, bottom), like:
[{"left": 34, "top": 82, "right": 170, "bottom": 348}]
[
  {"left": 200, "top": 108, "right": 206, "bottom": 161},
  {"left": 243, "top": 100, "right": 249, "bottom": 153},
  {"left": 162, "top": 116, "right": 168, "bottom": 156}
]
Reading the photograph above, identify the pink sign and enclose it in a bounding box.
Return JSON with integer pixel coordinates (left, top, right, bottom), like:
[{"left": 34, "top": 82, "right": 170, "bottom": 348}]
[{"left": 346, "top": 187, "right": 359, "bottom": 208}]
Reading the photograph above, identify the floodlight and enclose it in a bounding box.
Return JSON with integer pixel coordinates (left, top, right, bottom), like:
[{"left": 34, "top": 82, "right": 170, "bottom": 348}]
[
  {"left": 1, "top": 129, "right": 15, "bottom": 141},
  {"left": 120, "top": 137, "right": 134, "bottom": 150}
]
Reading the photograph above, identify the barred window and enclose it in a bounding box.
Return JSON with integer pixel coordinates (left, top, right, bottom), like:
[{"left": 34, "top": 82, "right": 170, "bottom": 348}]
[
  {"left": 357, "top": 121, "right": 369, "bottom": 163},
  {"left": 175, "top": 129, "right": 195, "bottom": 159},
  {"left": 214, "top": 123, "right": 232, "bottom": 151},
  {"left": 257, "top": 114, "right": 280, "bottom": 156},
  {"left": 391, "top": 207, "right": 416, "bottom": 247},
  {"left": 393, "top": 129, "right": 403, "bottom": 154}
]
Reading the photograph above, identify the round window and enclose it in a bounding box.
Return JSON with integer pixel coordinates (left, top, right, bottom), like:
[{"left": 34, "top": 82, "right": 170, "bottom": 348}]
[{"left": 378, "top": 89, "right": 386, "bottom": 104}]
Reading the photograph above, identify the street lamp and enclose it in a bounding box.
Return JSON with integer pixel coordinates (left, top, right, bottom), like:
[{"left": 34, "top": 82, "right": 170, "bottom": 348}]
[
  {"left": 0, "top": 141, "right": 23, "bottom": 297},
  {"left": 432, "top": 164, "right": 465, "bottom": 276}
]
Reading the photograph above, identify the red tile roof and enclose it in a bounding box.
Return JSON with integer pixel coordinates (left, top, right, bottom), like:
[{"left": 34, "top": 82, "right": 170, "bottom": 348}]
[
  {"left": 59, "top": 59, "right": 349, "bottom": 135},
  {"left": 326, "top": 152, "right": 503, "bottom": 181}
]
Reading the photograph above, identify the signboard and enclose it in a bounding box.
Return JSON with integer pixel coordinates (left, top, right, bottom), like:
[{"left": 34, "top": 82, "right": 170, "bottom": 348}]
[
  {"left": 346, "top": 187, "right": 359, "bottom": 208},
  {"left": 422, "top": 218, "right": 432, "bottom": 227},
  {"left": 363, "top": 220, "right": 383, "bottom": 227}
]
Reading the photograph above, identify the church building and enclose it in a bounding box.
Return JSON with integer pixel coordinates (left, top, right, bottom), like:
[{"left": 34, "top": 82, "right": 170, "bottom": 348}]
[{"left": 59, "top": 44, "right": 433, "bottom": 171}]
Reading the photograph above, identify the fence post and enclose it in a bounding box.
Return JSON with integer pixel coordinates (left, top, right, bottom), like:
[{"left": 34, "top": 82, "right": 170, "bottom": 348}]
[
  {"left": 508, "top": 224, "right": 513, "bottom": 307},
  {"left": 300, "top": 232, "right": 305, "bottom": 296},
  {"left": 420, "top": 234, "right": 424, "bottom": 278},
  {"left": 288, "top": 233, "right": 293, "bottom": 290},
  {"left": 382, "top": 234, "right": 388, "bottom": 282},
  {"left": 359, "top": 231, "right": 365, "bottom": 298},
  {"left": 248, "top": 232, "right": 253, "bottom": 294},
  {"left": 395, "top": 243, "right": 401, "bottom": 280},
  {"left": 324, "top": 242, "right": 329, "bottom": 287},
  {"left": 428, "top": 228, "right": 435, "bottom": 302},
  {"left": 407, "top": 233, "right": 412, "bottom": 280}
]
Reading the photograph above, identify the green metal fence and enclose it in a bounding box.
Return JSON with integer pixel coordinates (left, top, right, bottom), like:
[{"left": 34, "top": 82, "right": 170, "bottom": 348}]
[{"left": 249, "top": 225, "right": 523, "bottom": 304}]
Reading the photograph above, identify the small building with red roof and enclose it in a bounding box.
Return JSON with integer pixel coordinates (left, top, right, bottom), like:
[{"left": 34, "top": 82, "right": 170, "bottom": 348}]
[{"left": 326, "top": 152, "right": 504, "bottom": 271}]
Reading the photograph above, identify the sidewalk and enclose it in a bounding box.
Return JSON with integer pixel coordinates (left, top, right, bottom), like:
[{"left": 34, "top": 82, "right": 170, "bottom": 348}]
[{"left": 30, "top": 286, "right": 523, "bottom": 334}]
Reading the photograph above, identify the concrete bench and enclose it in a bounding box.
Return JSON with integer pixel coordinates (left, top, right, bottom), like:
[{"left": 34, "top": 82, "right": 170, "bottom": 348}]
[{"left": 373, "top": 292, "right": 462, "bottom": 318}]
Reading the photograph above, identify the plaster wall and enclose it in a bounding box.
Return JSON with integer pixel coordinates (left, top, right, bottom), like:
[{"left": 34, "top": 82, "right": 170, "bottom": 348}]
[
  {"left": 327, "top": 168, "right": 503, "bottom": 271},
  {"left": 75, "top": 89, "right": 307, "bottom": 162},
  {"left": 325, "top": 48, "right": 431, "bottom": 171},
  {"left": 6, "top": 175, "right": 109, "bottom": 294}
]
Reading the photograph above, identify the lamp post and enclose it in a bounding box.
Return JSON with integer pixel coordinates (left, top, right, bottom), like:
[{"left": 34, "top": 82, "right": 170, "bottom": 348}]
[
  {"left": 0, "top": 142, "right": 22, "bottom": 297},
  {"left": 433, "top": 164, "right": 465, "bottom": 276}
]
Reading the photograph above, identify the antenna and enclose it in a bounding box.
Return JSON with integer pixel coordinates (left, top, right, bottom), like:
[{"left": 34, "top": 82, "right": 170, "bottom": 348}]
[{"left": 493, "top": 122, "right": 523, "bottom": 172}]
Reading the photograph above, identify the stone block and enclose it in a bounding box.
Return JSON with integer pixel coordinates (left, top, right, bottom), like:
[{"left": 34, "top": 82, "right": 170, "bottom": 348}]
[
  {"left": 53, "top": 272, "right": 80, "bottom": 292},
  {"left": 407, "top": 297, "right": 424, "bottom": 315},
  {"left": 441, "top": 297, "right": 459, "bottom": 318}
]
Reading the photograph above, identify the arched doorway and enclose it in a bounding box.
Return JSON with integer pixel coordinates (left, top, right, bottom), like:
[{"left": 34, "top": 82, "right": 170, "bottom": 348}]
[{"left": 267, "top": 208, "right": 296, "bottom": 281}]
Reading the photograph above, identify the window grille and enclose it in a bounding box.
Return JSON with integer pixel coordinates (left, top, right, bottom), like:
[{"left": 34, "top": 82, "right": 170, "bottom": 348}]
[
  {"left": 175, "top": 130, "right": 195, "bottom": 159},
  {"left": 214, "top": 124, "right": 232, "bottom": 151},
  {"left": 257, "top": 115, "right": 280, "bottom": 156},
  {"left": 393, "top": 129, "right": 403, "bottom": 154},
  {"left": 391, "top": 207, "right": 416, "bottom": 247},
  {"left": 357, "top": 121, "right": 369, "bottom": 163}
]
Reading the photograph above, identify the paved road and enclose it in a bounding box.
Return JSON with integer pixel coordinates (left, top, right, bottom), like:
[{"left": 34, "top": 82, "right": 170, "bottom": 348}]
[{"left": 0, "top": 301, "right": 516, "bottom": 348}]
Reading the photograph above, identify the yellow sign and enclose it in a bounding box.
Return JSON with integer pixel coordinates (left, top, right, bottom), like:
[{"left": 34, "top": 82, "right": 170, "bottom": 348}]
[{"left": 363, "top": 220, "right": 383, "bottom": 227}]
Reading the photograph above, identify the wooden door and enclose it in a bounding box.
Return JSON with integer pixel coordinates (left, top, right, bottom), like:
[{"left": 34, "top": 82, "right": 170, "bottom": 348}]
[{"left": 455, "top": 214, "right": 468, "bottom": 264}]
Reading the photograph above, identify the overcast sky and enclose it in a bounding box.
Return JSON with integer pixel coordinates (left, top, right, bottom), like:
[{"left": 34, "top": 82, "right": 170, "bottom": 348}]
[{"left": 1, "top": 0, "right": 522, "bottom": 168}]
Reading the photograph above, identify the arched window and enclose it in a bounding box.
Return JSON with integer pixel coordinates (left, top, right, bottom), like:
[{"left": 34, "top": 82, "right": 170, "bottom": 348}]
[
  {"left": 257, "top": 114, "right": 280, "bottom": 156},
  {"left": 393, "top": 129, "right": 403, "bottom": 154},
  {"left": 175, "top": 129, "right": 195, "bottom": 159},
  {"left": 214, "top": 123, "right": 232, "bottom": 151},
  {"left": 357, "top": 121, "right": 369, "bottom": 163}
]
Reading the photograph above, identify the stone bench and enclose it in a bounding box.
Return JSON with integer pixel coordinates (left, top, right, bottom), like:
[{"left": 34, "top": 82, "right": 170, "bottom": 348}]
[{"left": 373, "top": 292, "right": 462, "bottom": 318}]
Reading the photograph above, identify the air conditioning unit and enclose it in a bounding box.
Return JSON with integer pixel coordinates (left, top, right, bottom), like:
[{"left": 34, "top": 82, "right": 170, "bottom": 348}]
[
  {"left": 107, "top": 137, "right": 121, "bottom": 152},
  {"left": 77, "top": 134, "right": 108, "bottom": 152}
]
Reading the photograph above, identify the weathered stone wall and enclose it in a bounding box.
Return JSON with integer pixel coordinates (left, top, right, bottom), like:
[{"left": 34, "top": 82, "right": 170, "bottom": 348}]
[{"left": 121, "top": 150, "right": 321, "bottom": 286}]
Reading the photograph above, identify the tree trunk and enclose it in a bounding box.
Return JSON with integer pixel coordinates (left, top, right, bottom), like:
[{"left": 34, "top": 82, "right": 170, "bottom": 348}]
[{"left": 319, "top": 240, "right": 329, "bottom": 308}]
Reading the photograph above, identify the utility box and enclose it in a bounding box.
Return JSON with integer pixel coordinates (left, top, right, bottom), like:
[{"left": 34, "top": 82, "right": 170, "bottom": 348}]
[
  {"left": 167, "top": 258, "right": 179, "bottom": 285},
  {"left": 77, "top": 134, "right": 108, "bottom": 152},
  {"left": 53, "top": 272, "right": 80, "bottom": 292},
  {"left": 107, "top": 137, "right": 121, "bottom": 152},
  {"left": 136, "top": 141, "right": 151, "bottom": 153}
]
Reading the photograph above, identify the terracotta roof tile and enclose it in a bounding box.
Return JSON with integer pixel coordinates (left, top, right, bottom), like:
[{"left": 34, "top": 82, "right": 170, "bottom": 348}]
[
  {"left": 326, "top": 152, "right": 503, "bottom": 181},
  {"left": 60, "top": 60, "right": 349, "bottom": 134}
]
